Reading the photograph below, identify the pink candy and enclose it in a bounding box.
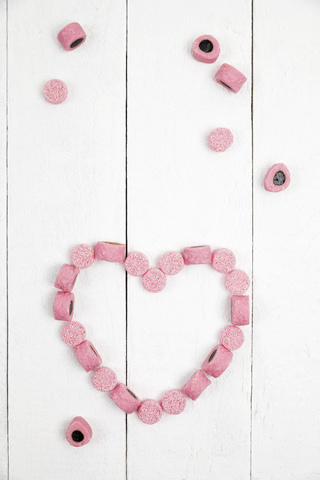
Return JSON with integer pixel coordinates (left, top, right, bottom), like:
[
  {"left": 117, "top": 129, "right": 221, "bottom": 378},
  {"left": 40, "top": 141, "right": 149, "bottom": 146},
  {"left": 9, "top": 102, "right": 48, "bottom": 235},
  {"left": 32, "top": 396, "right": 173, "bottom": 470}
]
[
  {"left": 212, "top": 248, "right": 236, "bottom": 273},
  {"left": 142, "top": 268, "right": 166, "bottom": 293},
  {"left": 183, "top": 245, "right": 212, "bottom": 265},
  {"left": 138, "top": 400, "right": 163, "bottom": 425},
  {"left": 225, "top": 269, "right": 250, "bottom": 294},
  {"left": 221, "top": 326, "right": 245, "bottom": 351},
  {"left": 73, "top": 340, "right": 102, "bottom": 372},
  {"left": 208, "top": 128, "right": 233, "bottom": 152},
  {"left": 125, "top": 252, "right": 149, "bottom": 276},
  {"left": 159, "top": 251, "right": 184, "bottom": 275},
  {"left": 71, "top": 244, "right": 95, "bottom": 269},
  {"left": 192, "top": 34, "right": 220, "bottom": 64},
  {"left": 92, "top": 367, "right": 117, "bottom": 392},
  {"left": 202, "top": 344, "right": 233, "bottom": 378},
  {"left": 264, "top": 163, "right": 291, "bottom": 192},
  {"left": 58, "top": 22, "right": 86, "bottom": 51},
  {"left": 181, "top": 370, "right": 211, "bottom": 401},
  {"left": 215, "top": 63, "right": 247, "bottom": 94},
  {"left": 109, "top": 383, "right": 141, "bottom": 414},
  {"left": 66, "top": 416, "right": 92, "bottom": 447},
  {"left": 231, "top": 295, "right": 250, "bottom": 326},
  {"left": 161, "top": 390, "right": 186, "bottom": 415},
  {"left": 53, "top": 292, "right": 74, "bottom": 321},
  {"left": 55, "top": 264, "right": 79, "bottom": 292},
  {"left": 61, "top": 321, "right": 86, "bottom": 346},
  {"left": 43, "top": 79, "right": 68, "bottom": 105},
  {"left": 95, "top": 242, "right": 126, "bottom": 263}
]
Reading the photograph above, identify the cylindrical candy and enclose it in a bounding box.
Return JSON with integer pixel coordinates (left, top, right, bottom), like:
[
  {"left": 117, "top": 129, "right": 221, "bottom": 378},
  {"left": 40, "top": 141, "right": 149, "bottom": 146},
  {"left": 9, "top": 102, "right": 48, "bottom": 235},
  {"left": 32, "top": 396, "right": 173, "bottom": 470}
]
[
  {"left": 66, "top": 416, "right": 92, "bottom": 447},
  {"left": 73, "top": 340, "right": 102, "bottom": 372},
  {"left": 212, "top": 248, "right": 236, "bottom": 273},
  {"left": 181, "top": 370, "right": 211, "bottom": 401},
  {"left": 202, "top": 344, "right": 233, "bottom": 378},
  {"left": 161, "top": 390, "right": 186, "bottom": 415},
  {"left": 138, "top": 399, "right": 163, "bottom": 425},
  {"left": 231, "top": 295, "right": 250, "bottom": 326},
  {"left": 71, "top": 244, "right": 95, "bottom": 269},
  {"left": 159, "top": 251, "right": 184, "bottom": 275},
  {"left": 54, "top": 264, "right": 79, "bottom": 292},
  {"left": 95, "top": 242, "right": 126, "bottom": 263},
  {"left": 61, "top": 321, "right": 86, "bottom": 346},
  {"left": 182, "top": 245, "right": 212, "bottom": 265},
  {"left": 220, "top": 326, "right": 245, "bottom": 351},
  {"left": 58, "top": 22, "right": 86, "bottom": 51},
  {"left": 142, "top": 268, "right": 166, "bottom": 293},
  {"left": 125, "top": 252, "right": 149, "bottom": 276},
  {"left": 92, "top": 367, "right": 117, "bottom": 392},
  {"left": 53, "top": 292, "right": 75, "bottom": 321},
  {"left": 215, "top": 64, "right": 247, "bottom": 94},
  {"left": 208, "top": 128, "right": 233, "bottom": 152},
  {"left": 225, "top": 269, "right": 250, "bottom": 294},
  {"left": 109, "top": 383, "right": 141, "bottom": 414},
  {"left": 192, "top": 34, "right": 220, "bottom": 64},
  {"left": 43, "top": 79, "right": 68, "bottom": 104},
  {"left": 264, "top": 163, "right": 291, "bottom": 192}
]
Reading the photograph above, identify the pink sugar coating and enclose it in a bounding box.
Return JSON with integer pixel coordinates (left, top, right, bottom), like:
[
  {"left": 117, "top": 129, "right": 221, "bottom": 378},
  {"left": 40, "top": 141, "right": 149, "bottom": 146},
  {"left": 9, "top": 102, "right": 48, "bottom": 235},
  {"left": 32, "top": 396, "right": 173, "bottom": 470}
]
[
  {"left": 142, "top": 268, "right": 166, "bottom": 293},
  {"left": 231, "top": 295, "right": 250, "bottom": 326},
  {"left": 54, "top": 264, "right": 79, "bottom": 292},
  {"left": 215, "top": 64, "right": 247, "bottom": 94},
  {"left": 159, "top": 251, "right": 184, "bottom": 275},
  {"left": 109, "top": 383, "right": 141, "bottom": 414},
  {"left": 43, "top": 79, "right": 68, "bottom": 104},
  {"left": 61, "top": 321, "right": 86, "bottom": 346},
  {"left": 226, "top": 269, "right": 250, "bottom": 294},
  {"left": 57, "top": 22, "right": 86, "bottom": 51},
  {"left": 192, "top": 34, "right": 220, "bottom": 64},
  {"left": 181, "top": 370, "right": 211, "bottom": 401},
  {"left": 138, "top": 400, "right": 163, "bottom": 425},
  {"left": 53, "top": 291, "right": 74, "bottom": 321},
  {"left": 73, "top": 340, "right": 102, "bottom": 372},
  {"left": 183, "top": 245, "right": 212, "bottom": 265},
  {"left": 66, "top": 416, "right": 92, "bottom": 447},
  {"left": 125, "top": 252, "right": 149, "bottom": 276},
  {"left": 95, "top": 242, "right": 126, "bottom": 263},
  {"left": 161, "top": 390, "right": 186, "bottom": 415},
  {"left": 92, "top": 367, "right": 117, "bottom": 392},
  {"left": 212, "top": 248, "right": 236, "bottom": 273},
  {"left": 202, "top": 344, "right": 233, "bottom": 378},
  {"left": 208, "top": 128, "right": 233, "bottom": 152},
  {"left": 221, "top": 326, "right": 245, "bottom": 351},
  {"left": 71, "top": 244, "right": 95, "bottom": 269},
  {"left": 264, "top": 163, "right": 291, "bottom": 192}
]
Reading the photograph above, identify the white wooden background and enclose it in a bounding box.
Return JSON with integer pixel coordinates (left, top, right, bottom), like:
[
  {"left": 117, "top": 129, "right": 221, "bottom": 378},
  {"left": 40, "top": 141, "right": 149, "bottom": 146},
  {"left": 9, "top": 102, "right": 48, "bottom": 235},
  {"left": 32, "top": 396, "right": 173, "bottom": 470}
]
[{"left": 0, "top": 0, "right": 319, "bottom": 479}]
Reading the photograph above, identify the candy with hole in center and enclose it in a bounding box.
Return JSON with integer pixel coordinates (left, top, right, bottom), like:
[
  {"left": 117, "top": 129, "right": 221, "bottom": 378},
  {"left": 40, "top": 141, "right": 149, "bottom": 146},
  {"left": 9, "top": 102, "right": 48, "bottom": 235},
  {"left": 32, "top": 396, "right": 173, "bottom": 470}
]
[
  {"left": 181, "top": 370, "right": 211, "bottom": 401},
  {"left": 95, "top": 242, "right": 126, "bottom": 263},
  {"left": 215, "top": 63, "right": 247, "bottom": 93},
  {"left": 54, "top": 264, "right": 79, "bottom": 292},
  {"left": 231, "top": 295, "right": 250, "bottom": 326},
  {"left": 73, "top": 340, "right": 102, "bottom": 372},
  {"left": 138, "top": 399, "right": 162, "bottom": 425},
  {"left": 53, "top": 291, "right": 74, "bottom": 321},
  {"left": 58, "top": 22, "right": 86, "bottom": 51},
  {"left": 220, "top": 326, "right": 245, "bottom": 351},
  {"left": 182, "top": 245, "right": 212, "bottom": 265},
  {"left": 264, "top": 163, "right": 291, "bottom": 192},
  {"left": 192, "top": 34, "right": 220, "bottom": 63},
  {"left": 109, "top": 383, "right": 141, "bottom": 414},
  {"left": 202, "top": 344, "right": 233, "bottom": 377},
  {"left": 161, "top": 390, "right": 186, "bottom": 415},
  {"left": 61, "top": 321, "right": 86, "bottom": 346},
  {"left": 92, "top": 367, "right": 117, "bottom": 392},
  {"left": 66, "top": 416, "right": 92, "bottom": 447}
]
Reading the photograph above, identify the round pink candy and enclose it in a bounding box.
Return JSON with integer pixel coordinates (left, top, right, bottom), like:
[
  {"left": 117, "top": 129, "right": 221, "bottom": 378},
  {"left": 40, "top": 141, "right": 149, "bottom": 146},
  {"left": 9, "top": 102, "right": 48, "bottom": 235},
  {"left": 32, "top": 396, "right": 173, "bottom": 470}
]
[
  {"left": 125, "top": 252, "right": 149, "bottom": 276},
  {"left": 221, "top": 326, "right": 245, "bottom": 351},
  {"left": 43, "top": 79, "right": 68, "bottom": 104},
  {"left": 225, "top": 269, "right": 250, "bottom": 294},
  {"left": 71, "top": 244, "right": 95, "bottom": 269},
  {"left": 212, "top": 248, "right": 236, "bottom": 273},
  {"left": 161, "top": 390, "right": 186, "bottom": 415},
  {"left": 92, "top": 367, "right": 117, "bottom": 392},
  {"left": 142, "top": 268, "right": 166, "bottom": 293},
  {"left": 61, "top": 321, "right": 86, "bottom": 346},
  {"left": 138, "top": 400, "right": 162, "bottom": 425},
  {"left": 159, "top": 251, "right": 184, "bottom": 275},
  {"left": 208, "top": 128, "right": 233, "bottom": 152},
  {"left": 192, "top": 35, "right": 220, "bottom": 64}
]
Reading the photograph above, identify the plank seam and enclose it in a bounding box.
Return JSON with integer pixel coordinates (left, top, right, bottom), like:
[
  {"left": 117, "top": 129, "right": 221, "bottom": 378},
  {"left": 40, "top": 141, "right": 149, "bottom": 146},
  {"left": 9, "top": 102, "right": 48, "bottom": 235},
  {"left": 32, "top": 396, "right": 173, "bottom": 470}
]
[
  {"left": 6, "top": 0, "right": 9, "bottom": 478},
  {"left": 125, "top": 0, "right": 129, "bottom": 478},
  {"left": 250, "top": 0, "right": 254, "bottom": 479}
]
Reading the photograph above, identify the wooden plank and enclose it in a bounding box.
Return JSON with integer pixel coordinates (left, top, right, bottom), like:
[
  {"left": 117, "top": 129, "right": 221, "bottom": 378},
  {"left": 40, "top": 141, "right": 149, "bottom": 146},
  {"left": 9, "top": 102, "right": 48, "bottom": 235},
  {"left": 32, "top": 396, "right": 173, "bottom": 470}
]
[
  {"left": 127, "top": 0, "right": 252, "bottom": 478},
  {"left": 7, "top": 1, "right": 127, "bottom": 478},
  {"left": 252, "top": 1, "right": 320, "bottom": 478}
]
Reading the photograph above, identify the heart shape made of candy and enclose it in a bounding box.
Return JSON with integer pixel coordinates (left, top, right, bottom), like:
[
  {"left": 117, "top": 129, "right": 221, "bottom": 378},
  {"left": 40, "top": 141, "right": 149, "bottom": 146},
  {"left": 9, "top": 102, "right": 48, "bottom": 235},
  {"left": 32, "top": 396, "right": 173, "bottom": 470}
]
[{"left": 53, "top": 241, "right": 250, "bottom": 425}]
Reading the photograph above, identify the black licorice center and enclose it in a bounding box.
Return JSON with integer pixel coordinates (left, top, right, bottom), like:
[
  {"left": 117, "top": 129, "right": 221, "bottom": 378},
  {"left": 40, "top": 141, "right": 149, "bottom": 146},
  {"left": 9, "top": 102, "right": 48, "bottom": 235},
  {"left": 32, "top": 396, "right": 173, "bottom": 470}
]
[
  {"left": 219, "top": 81, "right": 232, "bottom": 90},
  {"left": 69, "top": 300, "right": 73, "bottom": 316},
  {"left": 199, "top": 39, "right": 213, "bottom": 53},
  {"left": 90, "top": 345, "right": 98, "bottom": 356},
  {"left": 208, "top": 349, "right": 217, "bottom": 362},
  {"left": 273, "top": 170, "right": 286, "bottom": 186},
  {"left": 72, "top": 430, "right": 84, "bottom": 443},
  {"left": 127, "top": 388, "right": 137, "bottom": 399},
  {"left": 70, "top": 38, "right": 84, "bottom": 48}
]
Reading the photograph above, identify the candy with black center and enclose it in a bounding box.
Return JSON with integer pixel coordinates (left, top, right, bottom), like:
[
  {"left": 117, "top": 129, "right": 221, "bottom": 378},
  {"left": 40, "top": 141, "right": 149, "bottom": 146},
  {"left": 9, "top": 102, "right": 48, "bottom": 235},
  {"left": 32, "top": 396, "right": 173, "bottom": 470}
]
[
  {"left": 192, "top": 35, "right": 220, "bottom": 64},
  {"left": 66, "top": 417, "right": 92, "bottom": 447},
  {"left": 264, "top": 163, "right": 291, "bottom": 192}
]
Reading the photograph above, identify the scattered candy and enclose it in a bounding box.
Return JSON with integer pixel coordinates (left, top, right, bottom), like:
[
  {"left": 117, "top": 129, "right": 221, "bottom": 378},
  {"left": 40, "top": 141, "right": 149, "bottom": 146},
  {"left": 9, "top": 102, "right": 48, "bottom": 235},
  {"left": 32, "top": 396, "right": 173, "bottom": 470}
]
[
  {"left": 182, "top": 245, "right": 212, "bottom": 265},
  {"left": 61, "top": 321, "right": 86, "bottom": 346},
  {"left": 58, "top": 22, "right": 86, "bottom": 51},
  {"left": 202, "top": 344, "right": 233, "bottom": 378},
  {"left": 43, "top": 79, "right": 68, "bottom": 104},
  {"left": 71, "top": 244, "right": 95, "bottom": 269},
  {"left": 138, "top": 399, "right": 163, "bottom": 425},
  {"left": 54, "top": 264, "right": 79, "bottom": 293},
  {"left": 215, "top": 63, "right": 247, "bottom": 94},
  {"left": 95, "top": 242, "right": 126, "bottom": 263},
  {"left": 221, "top": 326, "right": 245, "bottom": 351},
  {"left": 92, "top": 367, "right": 117, "bottom": 392},
  {"left": 53, "top": 291, "right": 74, "bottom": 321},
  {"left": 66, "top": 416, "right": 92, "bottom": 447},
  {"left": 109, "top": 383, "right": 141, "bottom": 414},
  {"left": 142, "top": 268, "right": 166, "bottom": 293},
  {"left": 231, "top": 295, "right": 250, "bottom": 326},
  {"left": 159, "top": 251, "right": 184, "bottom": 275},
  {"left": 225, "top": 269, "right": 250, "bottom": 295},
  {"left": 73, "top": 340, "right": 102, "bottom": 372},
  {"left": 161, "top": 390, "right": 186, "bottom": 415},
  {"left": 264, "top": 163, "right": 291, "bottom": 192},
  {"left": 125, "top": 252, "right": 149, "bottom": 276},
  {"left": 208, "top": 128, "right": 233, "bottom": 152},
  {"left": 181, "top": 370, "right": 211, "bottom": 401},
  {"left": 192, "top": 34, "right": 220, "bottom": 64},
  {"left": 212, "top": 248, "right": 236, "bottom": 273}
]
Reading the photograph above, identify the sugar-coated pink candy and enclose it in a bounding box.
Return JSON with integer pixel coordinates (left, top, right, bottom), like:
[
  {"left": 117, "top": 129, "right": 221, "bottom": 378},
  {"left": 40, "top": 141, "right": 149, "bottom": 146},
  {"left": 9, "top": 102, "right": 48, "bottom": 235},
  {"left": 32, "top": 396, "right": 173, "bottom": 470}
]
[
  {"left": 215, "top": 63, "right": 247, "bottom": 94},
  {"left": 58, "top": 22, "right": 86, "bottom": 51},
  {"left": 161, "top": 390, "right": 186, "bottom": 415},
  {"left": 202, "top": 344, "right": 233, "bottom": 378},
  {"left": 61, "top": 321, "right": 86, "bottom": 346},
  {"left": 109, "top": 383, "right": 141, "bottom": 414},
  {"left": 54, "top": 264, "right": 79, "bottom": 292},
  {"left": 43, "top": 79, "right": 68, "bottom": 104},
  {"left": 71, "top": 244, "right": 95, "bottom": 269},
  {"left": 208, "top": 128, "right": 233, "bottom": 152},
  {"left": 231, "top": 295, "right": 250, "bottom": 326},
  {"left": 73, "top": 340, "right": 102, "bottom": 372},
  {"left": 95, "top": 242, "right": 126, "bottom": 263},
  {"left": 66, "top": 416, "right": 92, "bottom": 447},
  {"left": 221, "top": 326, "right": 245, "bottom": 351},
  {"left": 192, "top": 35, "right": 220, "bottom": 64},
  {"left": 125, "top": 252, "right": 149, "bottom": 276},
  {"left": 53, "top": 291, "right": 74, "bottom": 321},
  {"left": 159, "top": 251, "right": 184, "bottom": 275},
  {"left": 264, "top": 163, "right": 291, "bottom": 192},
  {"left": 181, "top": 370, "right": 211, "bottom": 401},
  {"left": 183, "top": 245, "right": 212, "bottom": 265},
  {"left": 226, "top": 269, "right": 250, "bottom": 294},
  {"left": 142, "top": 268, "right": 166, "bottom": 293},
  {"left": 138, "top": 400, "right": 162, "bottom": 425},
  {"left": 212, "top": 248, "right": 236, "bottom": 273},
  {"left": 92, "top": 367, "right": 117, "bottom": 392}
]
